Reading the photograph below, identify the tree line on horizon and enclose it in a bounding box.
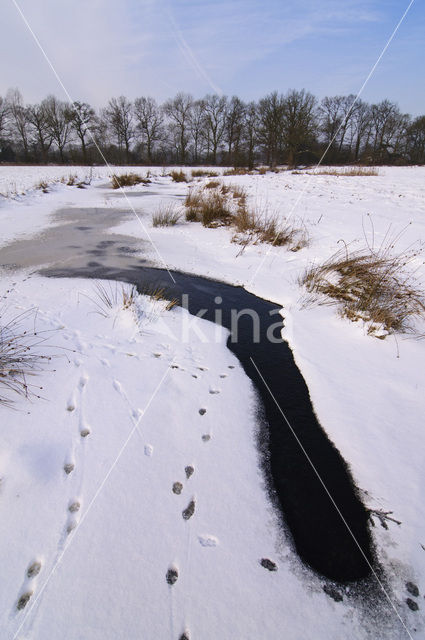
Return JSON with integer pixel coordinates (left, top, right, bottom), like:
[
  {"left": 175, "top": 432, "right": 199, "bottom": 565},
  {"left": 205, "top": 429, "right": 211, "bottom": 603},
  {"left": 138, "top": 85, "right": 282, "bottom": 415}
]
[{"left": 0, "top": 88, "right": 424, "bottom": 167}]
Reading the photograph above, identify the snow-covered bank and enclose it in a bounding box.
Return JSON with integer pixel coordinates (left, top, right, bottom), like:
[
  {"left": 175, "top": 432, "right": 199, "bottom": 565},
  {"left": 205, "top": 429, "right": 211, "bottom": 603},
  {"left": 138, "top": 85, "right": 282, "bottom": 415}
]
[
  {"left": 0, "top": 275, "right": 379, "bottom": 640},
  {"left": 0, "top": 166, "right": 424, "bottom": 638}
]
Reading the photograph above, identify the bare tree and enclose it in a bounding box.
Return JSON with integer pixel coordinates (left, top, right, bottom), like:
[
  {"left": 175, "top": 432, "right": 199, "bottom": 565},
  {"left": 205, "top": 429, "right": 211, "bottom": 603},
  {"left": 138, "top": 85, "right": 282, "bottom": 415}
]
[
  {"left": 69, "top": 101, "right": 97, "bottom": 163},
  {"left": 370, "top": 100, "right": 406, "bottom": 162},
  {"left": 258, "top": 92, "right": 285, "bottom": 167},
  {"left": 188, "top": 99, "right": 207, "bottom": 164},
  {"left": 0, "top": 95, "right": 10, "bottom": 141},
  {"left": 244, "top": 101, "right": 258, "bottom": 169},
  {"left": 44, "top": 95, "right": 73, "bottom": 162},
  {"left": 407, "top": 116, "right": 425, "bottom": 164},
  {"left": 6, "top": 89, "right": 32, "bottom": 160},
  {"left": 203, "top": 94, "right": 227, "bottom": 165},
  {"left": 133, "top": 97, "right": 163, "bottom": 163},
  {"left": 225, "top": 96, "right": 246, "bottom": 166},
  {"left": 104, "top": 96, "right": 134, "bottom": 163},
  {"left": 27, "top": 101, "right": 53, "bottom": 163},
  {"left": 282, "top": 89, "right": 317, "bottom": 167},
  {"left": 163, "top": 93, "right": 193, "bottom": 164}
]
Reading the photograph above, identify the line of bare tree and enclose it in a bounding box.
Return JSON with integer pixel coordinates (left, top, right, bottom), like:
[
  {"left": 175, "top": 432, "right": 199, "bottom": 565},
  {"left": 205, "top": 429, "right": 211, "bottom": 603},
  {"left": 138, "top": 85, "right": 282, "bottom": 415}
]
[{"left": 1, "top": 88, "right": 424, "bottom": 167}]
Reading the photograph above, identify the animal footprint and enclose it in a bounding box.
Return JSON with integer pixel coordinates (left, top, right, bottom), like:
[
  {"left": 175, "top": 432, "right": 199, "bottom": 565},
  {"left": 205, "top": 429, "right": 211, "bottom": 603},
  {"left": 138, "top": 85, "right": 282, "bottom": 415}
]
[
  {"left": 219, "top": 374, "right": 227, "bottom": 379},
  {"left": 64, "top": 462, "right": 75, "bottom": 475},
  {"left": 228, "top": 365, "right": 235, "bottom": 369},
  {"left": 80, "top": 427, "right": 91, "bottom": 438},
  {"left": 17, "top": 591, "right": 33, "bottom": 611},
  {"left": 144, "top": 444, "right": 153, "bottom": 457},
  {"left": 209, "top": 389, "right": 220, "bottom": 395},
  {"left": 198, "top": 408, "right": 206, "bottom": 416},
  {"left": 179, "top": 631, "right": 190, "bottom": 640},
  {"left": 260, "top": 558, "right": 278, "bottom": 572},
  {"left": 182, "top": 499, "right": 195, "bottom": 520},
  {"left": 166, "top": 565, "right": 179, "bottom": 586},
  {"left": 68, "top": 501, "right": 81, "bottom": 513},
  {"left": 185, "top": 466, "right": 194, "bottom": 479},
  {"left": 27, "top": 561, "right": 42, "bottom": 578},
  {"left": 173, "top": 482, "right": 183, "bottom": 495},
  {"left": 198, "top": 535, "right": 218, "bottom": 548},
  {"left": 202, "top": 434, "right": 211, "bottom": 442},
  {"left": 78, "top": 375, "right": 88, "bottom": 389}
]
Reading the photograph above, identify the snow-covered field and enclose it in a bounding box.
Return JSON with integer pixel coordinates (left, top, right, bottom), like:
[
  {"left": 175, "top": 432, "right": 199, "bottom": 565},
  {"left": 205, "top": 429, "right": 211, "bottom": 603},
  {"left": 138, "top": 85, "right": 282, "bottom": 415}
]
[{"left": 0, "top": 165, "right": 424, "bottom": 639}]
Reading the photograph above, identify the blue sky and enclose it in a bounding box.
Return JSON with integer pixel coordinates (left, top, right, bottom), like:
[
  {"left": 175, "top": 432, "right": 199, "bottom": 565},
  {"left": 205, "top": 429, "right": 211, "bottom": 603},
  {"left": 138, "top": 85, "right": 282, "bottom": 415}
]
[{"left": 1, "top": 0, "right": 423, "bottom": 114}]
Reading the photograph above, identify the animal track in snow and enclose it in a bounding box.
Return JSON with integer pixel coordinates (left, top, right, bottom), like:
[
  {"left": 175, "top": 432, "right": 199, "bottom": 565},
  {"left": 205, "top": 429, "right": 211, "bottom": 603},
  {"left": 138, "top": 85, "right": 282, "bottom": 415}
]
[
  {"left": 173, "top": 482, "right": 183, "bottom": 495},
  {"left": 100, "top": 358, "right": 110, "bottom": 367},
  {"left": 185, "top": 466, "right": 194, "bottom": 479},
  {"left": 198, "top": 535, "right": 218, "bottom": 548},
  {"left": 201, "top": 434, "right": 211, "bottom": 442},
  {"left": 209, "top": 389, "right": 220, "bottom": 395},
  {"left": 64, "top": 462, "right": 75, "bottom": 475},
  {"left": 16, "top": 591, "right": 33, "bottom": 611},
  {"left": 166, "top": 565, "right": 179, "bottom": 585},
  {"left": 198, "top": 408, "right": 206, "bottom": 416},
  {"left": 78, "top": 375, "right": 88, "bottom": 389},
  {"left": 197, "top": 366, "right": 208, "bottom": 371},
  {"left": 68, "top": 500, "right": 81, "bottom": 513},
  {"left": 27, "top": 560, "right": 42, "bottom": 578},
  {"left": 182, "top": 499, "right": 196, "bottom": 521},
  {"left": 179, "top": 631, "right": 190, "bottom": 640},
  {"left": 219, "top": 374, "right": 227, "bottom": 379},
  {"left": 144, "top": 444, "right": 153, "bottom": 457},
  {"left": 228, "top": 365, "right": 235, "bottom": 369},
  {"left": 80, "top": 427, "right": 91, "bottom": 438},
  {"left": 66, "top": 396, "right": 76, "bottom": 412}
]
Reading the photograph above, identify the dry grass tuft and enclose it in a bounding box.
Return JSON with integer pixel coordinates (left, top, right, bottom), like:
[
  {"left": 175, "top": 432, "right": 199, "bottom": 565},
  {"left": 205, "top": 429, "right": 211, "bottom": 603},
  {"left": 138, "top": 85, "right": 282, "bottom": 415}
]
[
  {"left": 0, "top": 310, "right": 51, "bottom": 406},
  {"left": 191, "top": 169, "right": 219, "bottom": 178},
  {"left": 301, "top": 243, "right": 425, "bottom": 335},
  {"left": 232, "top": 204, "right": 308, "bottom": 251},
  {"left": 152, "top": 203, "right": 181, "bottom": 227},
  {"left": 91, "top": 281, "right": 138, "bottom": 316},
  {"left": 111, "top": 173, "right": 150, "bottom": 189},
  {"left": 205, "top": 180, "right": 221, "bottom": 189},
  {"left": 223, "top": 167, "right": 252, "bottom": 176},
  {"left": 35, "top": 180, "right": 49, "bottom": 193},
  {"left": 140, "top": 285, "right": 178, "bottom": 311},
  {"left": 170, "top": 170, "right": 189, "bottom": 183},
  {"left": 311, "top": 167, "right": 379, "bottom": 177},
  {"left": 184, "top": 187, "right": 232, "bottom": 227}
]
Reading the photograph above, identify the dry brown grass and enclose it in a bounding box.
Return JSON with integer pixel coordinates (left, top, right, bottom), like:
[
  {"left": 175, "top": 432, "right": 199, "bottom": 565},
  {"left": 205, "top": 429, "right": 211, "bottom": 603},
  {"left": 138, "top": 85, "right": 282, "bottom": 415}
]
[
  {"left": 184, "top": 182, "right": 308, "bottom": 250},
  {"left": 140, "top": 285, "right": 178, "bottom": 310},
  {"left": 0, "top": 310, "right": 51, "bottom": 405},
  {"left": 185, "top": 187, "right": 232, "bottom": 227},
  {"left": 111, "top": 173, "right": 150, "bottom": 189},
  {"left": 191, "top": 169, "right": 219, "bottom": 178},
  {"left": 205, "top": 180, "right": 221, "bottom": 189},
  {"left": 223, "top": 167, "right": 252, "bottom": 176},
  {"left": 170, "top": 170, "right": 189, "bottom": 183},
  {"left": 232, "top": 204, "right": 308, "bottom": 251},
  {"left": 311, "top": 167, "right": 379, "bottom": 177},
  {"left": 301, "top": 244, "right": 425, "bottom": 335},
  {"left": 152, "top": 203, "right": 181, "bottom": 227},
  {"left": 35, "top": 180, "right": 49, "bottom": 193}
]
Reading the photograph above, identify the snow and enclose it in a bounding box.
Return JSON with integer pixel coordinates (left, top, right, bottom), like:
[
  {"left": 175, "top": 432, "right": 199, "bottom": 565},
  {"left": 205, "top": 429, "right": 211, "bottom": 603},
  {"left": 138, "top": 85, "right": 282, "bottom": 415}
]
[{"left": 1, "top": 166, "right": 425, "bottom": 639}]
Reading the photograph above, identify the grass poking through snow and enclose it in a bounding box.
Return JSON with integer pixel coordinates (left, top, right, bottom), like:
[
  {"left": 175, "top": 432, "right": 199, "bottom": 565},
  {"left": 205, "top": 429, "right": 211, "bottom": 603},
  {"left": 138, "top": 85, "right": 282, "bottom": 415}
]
[
  {"left": 301, "top": 242, "right": 425, "bottom": 336},
  {"left": 152, "top": 203, "right": 181, "bottom": 227}
]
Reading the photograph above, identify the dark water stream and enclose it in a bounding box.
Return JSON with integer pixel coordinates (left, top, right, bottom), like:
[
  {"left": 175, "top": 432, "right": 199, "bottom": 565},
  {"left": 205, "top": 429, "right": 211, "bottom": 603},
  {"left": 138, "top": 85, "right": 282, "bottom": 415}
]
[{"left": 0, "top": 204, "right": 373, "bottom": 582}]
